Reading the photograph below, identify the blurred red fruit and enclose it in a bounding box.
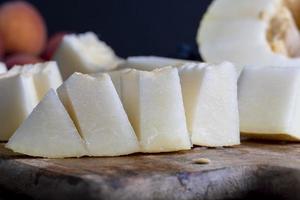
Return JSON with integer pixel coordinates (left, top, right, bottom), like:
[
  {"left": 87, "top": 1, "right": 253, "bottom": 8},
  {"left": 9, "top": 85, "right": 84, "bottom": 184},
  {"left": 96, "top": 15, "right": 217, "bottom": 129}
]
[
  {"left": 0, "top": 1, "right": 47, "bottom": 55},
  {"left": 42, "top": 32, "right": 68, "bottom": 60},
  {"left": 0, "top": 34, "right": 4, "bottom": 59},
  {"left": 5, "top": 54, "right": 43, "bottom": 68}
]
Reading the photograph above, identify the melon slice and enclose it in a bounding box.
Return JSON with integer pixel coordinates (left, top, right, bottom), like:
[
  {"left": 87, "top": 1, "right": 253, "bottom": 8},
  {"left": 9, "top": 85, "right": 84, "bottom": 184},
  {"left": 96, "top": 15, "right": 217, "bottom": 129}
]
[
  {"left": 121, "top": 67, "right": 191, "bottom": 152},
  {"left": 57, "top": 73, "right": 139, "bottom": 156},
  {"left": 0, "top": 71, "right": 38, "bottom": 141},
  {"left": 0, "top": 62, "right": 62, "bottom": 140},
  {"left": 10, "top": 61, "right": 62, "bottom": 99},
  {"left": 179, "top": 62, "right": 240, "bottom": 146},
  {"left": 198, "top": 0, "right": 300, "bottom": 67},
  {"left": 54, "top": 32, "right": 122, "bottom": 79},
  {"left": 239, "top": 67, "right": 300, "bottom": 140},
  {"left": 6, "top": 90, "right": 87, "bottom": 158}
]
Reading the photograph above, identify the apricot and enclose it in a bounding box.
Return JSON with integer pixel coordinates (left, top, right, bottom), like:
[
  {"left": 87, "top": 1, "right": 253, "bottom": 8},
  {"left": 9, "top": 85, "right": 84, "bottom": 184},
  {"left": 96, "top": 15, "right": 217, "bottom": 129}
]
[
  {"left": 42, "top": 32, "right": 68, "bottom": 60},
  {"left": 0, "top": 1, "right": 46, "bottom": 55},
  {"left": 5, "top": 54, "right": 43, "bottom": 68}
]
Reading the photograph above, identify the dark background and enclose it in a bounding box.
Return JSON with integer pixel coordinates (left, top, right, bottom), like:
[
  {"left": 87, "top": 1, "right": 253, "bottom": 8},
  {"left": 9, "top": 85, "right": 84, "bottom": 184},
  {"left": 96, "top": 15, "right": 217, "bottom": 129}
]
[{"left": 14, "top": 0, "right": 212, "bottom": 59}]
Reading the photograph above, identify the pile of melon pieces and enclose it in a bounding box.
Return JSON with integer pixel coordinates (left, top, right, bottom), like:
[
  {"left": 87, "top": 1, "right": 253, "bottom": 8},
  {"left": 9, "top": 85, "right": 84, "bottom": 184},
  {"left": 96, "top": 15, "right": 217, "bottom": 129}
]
[
  {"left": 6, "top": 0, "right": 300, "bottom": 158},
  {"left": 4, "top": 60, "right": 241, "bottom": 158},
  {"left": 2, "top": 30, "right": 300, "bottom": 158},
  {"left": 3, "top": 56, "right": 300, "bottom": 158}
]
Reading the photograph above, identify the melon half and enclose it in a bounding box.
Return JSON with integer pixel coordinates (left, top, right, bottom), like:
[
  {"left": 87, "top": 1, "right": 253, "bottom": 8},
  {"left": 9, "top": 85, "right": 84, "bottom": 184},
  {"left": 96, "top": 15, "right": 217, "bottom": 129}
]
[{"left": 198, "top": 0, "right": 300, "bottom": 67}]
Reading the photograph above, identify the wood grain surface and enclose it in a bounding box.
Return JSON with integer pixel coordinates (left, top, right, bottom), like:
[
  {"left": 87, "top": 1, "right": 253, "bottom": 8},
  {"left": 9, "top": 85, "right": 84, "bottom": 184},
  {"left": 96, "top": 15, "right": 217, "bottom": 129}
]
[{"left": 0, "top": 141, "right": 300, "bottom": 200}]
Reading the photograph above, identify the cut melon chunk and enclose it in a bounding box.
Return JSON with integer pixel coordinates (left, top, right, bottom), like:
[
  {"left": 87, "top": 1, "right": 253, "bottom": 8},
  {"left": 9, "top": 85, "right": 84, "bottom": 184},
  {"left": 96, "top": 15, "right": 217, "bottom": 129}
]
[
  {"left": 54, "top": 32, "right": 122, "bottom": 79},
  {"left": 239, "top": 67, "right": 300, "bottom": 140},
  {"left": 0, "top": 72, "right": 38, "bottom": 141},
  {"left": 121, "top": 67, "right": 191, "bottom": 152},
  {"left": 10, "top": 61, "right": 62, "bottom": 99},
  {"left": 6, "top": 90, "right": 87, "bottom": 158},
  {"left": 179, "top": 62, "right": 240, "bottom": 146},
  {"left": 0, "top": 62, "right": 7, "bottom": 74},
  {"left": 57, "top": 73, "right": 139, "bottom": 156},
  {"left": 0, "top": 62, "right": 62, "bottom": 140}
]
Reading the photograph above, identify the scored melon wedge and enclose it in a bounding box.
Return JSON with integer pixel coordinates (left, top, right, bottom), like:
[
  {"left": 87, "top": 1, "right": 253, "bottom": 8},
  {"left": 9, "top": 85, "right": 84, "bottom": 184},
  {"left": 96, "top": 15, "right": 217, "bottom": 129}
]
[
  {"left": 0, "top": 71, "right": 38, "bottom": 141},
  {"left": 179, "top": 62, "right": 240, "bottom": 147},
  {"left": 121, "top": 67, "right": 191, "bottom": 152},
  {"left": 57, "top": 73, "right": 140, "bottom": 156},
  {"left": 0, "top": 62, "right": 62, "bottom": 141},
  {"left": 6, "top": 90, "right": 87, "bottom": 158}
]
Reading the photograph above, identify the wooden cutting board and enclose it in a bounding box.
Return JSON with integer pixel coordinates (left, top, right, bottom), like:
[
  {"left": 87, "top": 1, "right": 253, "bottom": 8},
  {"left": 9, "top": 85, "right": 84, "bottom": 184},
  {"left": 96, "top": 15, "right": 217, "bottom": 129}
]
[{"left": 0, "top": 141, "right": 300, "bottom": 200}]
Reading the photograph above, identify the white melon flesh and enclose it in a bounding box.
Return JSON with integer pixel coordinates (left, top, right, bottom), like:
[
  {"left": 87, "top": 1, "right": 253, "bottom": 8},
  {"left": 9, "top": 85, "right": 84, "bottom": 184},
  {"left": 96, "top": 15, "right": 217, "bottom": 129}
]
[
  {"left": 0, "top": 62, "right": 7, "bottom": 74},
  {"left": 239, "top": 67, "right": 300, "bottom": 140},
  {"left": 54, "top": 32, "right": 122, "bottom": 79},
  {"left": 0, "top": 62, "right": 63, "bottom": 141},
  {"left": 121, "top": 67, "right": 191, "bottom": 152},
  {"left": 57, "top": 73, "right": 139, "bottom": 156},
  {"left": 10, "top": 62, "right": 63, "bottom": 99},
  {"left": 198, "top": 0, "right": 300, "bottom": 67},
  {"left": 0, "top": 72, "right": 38, "bottom": 141},
  {"left": 29, "top": 61, "right": 62, "bottom": 99},
  {"left": 92, "top": 69, "right": 131, "bottom": 98},
  {"left": 6, "top": 90, "right": 87, "bottom": 158},
  {"left": 179, "top": 62, "right": 240, "bottom": 147}
]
